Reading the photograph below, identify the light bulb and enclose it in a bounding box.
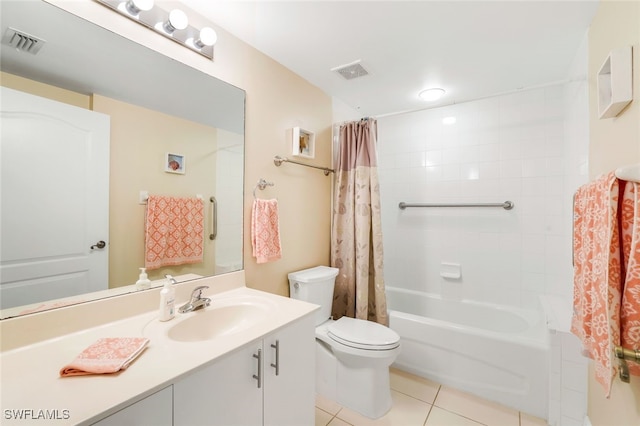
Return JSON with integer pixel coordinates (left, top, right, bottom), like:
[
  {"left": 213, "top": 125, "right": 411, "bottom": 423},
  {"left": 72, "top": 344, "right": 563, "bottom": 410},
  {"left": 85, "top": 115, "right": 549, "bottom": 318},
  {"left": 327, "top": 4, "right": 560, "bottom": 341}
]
[
  {"left": 418, "top": 88, "right": 445, "bottom": 102},
  {"left": 195, "top": 27, "right": 217, "bottom": 48},
  {"left": 163, "top": 9, "right": 188, "bottom": 33},
  {"left": 124, "top": 0, "right": 154, "bottom": 15}
]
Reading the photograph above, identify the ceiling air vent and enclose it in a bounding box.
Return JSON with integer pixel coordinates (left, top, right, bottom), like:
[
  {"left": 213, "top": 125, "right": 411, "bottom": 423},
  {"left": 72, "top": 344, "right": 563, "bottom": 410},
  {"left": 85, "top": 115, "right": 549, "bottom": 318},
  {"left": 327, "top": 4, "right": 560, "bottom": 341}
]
[
  {"left": 2, "top": 28, "right": 46, "bottom": 55},
  {"left": 331, "top": 60, "right": 369, "bottom": 80}
]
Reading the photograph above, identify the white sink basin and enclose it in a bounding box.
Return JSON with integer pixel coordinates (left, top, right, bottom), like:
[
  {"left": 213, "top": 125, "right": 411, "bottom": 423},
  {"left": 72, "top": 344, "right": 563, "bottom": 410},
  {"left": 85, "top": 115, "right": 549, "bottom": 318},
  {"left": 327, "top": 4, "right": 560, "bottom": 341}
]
[{"left": 144, "top": 294, "right": 276, "bottom": 343}]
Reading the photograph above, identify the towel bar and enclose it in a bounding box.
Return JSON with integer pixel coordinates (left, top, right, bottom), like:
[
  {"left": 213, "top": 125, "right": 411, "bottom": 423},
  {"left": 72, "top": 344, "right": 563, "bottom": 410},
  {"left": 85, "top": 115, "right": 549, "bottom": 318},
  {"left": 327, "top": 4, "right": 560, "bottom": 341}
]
[{"left": 615, "top": 345, "right": 640, "bottom": 383}]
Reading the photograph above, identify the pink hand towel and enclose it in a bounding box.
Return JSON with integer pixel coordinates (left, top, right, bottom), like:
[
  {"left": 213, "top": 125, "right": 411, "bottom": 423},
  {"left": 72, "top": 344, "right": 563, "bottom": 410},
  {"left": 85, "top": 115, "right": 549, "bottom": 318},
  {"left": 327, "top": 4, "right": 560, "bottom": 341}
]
[
  {"left": 60, "top": 337, "right": 149, "bottom": 377},
  {"left": 145, "top": 195, "right": 204, "bottom": 270},
  {"left": 571, "top": 172, "right": 622, "bottom": 396},
  {"left": 620, "top": 181, "right": 640, "bottom": 377},
  {"left": 251, "top": 199, "right": 282, "bottom": 264}
]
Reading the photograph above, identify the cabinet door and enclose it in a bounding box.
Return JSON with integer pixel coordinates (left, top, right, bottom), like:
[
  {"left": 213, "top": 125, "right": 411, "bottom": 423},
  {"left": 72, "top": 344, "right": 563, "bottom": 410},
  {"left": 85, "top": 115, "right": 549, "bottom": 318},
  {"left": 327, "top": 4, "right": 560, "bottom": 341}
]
[
  {"left": 174, "top": 342, "right": 263, "bottom": 426},
  {"left": 92, "top": 386, "right": 172, "bottom": 426},
  {"left": 264, "top": 314, "right": 316, "bottom": 426}
]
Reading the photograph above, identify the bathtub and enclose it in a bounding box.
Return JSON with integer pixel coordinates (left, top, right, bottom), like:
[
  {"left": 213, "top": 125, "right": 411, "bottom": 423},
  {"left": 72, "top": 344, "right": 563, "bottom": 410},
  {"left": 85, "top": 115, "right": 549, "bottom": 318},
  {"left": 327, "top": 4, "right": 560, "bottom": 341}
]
[{"left": 387, "top": 287, "right": 549, "bottom": 419}]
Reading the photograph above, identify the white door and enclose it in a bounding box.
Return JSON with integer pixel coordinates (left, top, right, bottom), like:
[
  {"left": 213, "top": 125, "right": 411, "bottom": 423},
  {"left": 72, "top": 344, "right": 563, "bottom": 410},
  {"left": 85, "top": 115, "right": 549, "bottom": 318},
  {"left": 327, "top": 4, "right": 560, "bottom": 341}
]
[{"left": 0, "top": 86, "right": 110, "bottom": 310}]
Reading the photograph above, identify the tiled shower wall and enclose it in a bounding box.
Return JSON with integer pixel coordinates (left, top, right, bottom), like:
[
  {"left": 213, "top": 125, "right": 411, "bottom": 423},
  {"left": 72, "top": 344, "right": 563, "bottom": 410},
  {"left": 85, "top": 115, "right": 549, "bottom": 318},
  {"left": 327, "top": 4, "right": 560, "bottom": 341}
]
[{"left": 377, "top": 83, "right": 588, "bottom": 311}]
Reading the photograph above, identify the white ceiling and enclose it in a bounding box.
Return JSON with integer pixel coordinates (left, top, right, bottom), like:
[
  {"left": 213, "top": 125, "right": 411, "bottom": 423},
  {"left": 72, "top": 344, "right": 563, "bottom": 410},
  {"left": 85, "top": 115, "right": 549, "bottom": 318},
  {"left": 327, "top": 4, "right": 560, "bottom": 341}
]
[{"left": 181, "top": 0, "right": 599, "bottom": 117}]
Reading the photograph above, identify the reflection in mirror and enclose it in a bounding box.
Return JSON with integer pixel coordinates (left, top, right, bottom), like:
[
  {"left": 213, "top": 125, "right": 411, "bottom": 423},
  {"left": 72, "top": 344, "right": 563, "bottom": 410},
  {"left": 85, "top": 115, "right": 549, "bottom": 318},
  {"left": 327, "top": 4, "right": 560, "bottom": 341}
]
[{"left": 0, "top": 0, "right": 245, "bottom": 319}]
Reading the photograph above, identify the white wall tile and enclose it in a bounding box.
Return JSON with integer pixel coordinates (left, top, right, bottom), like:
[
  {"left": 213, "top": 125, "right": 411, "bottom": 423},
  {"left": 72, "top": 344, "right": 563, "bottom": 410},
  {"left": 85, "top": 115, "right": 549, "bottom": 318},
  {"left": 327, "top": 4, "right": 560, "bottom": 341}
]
[{"left": 379, "top": 82, "right": 588, "bottom": 311}]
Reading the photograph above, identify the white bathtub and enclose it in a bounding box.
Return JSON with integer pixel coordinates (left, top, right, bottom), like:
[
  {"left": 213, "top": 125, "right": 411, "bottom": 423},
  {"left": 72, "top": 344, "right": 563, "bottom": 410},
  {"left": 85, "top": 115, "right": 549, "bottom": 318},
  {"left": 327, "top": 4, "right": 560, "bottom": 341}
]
[{"left": 387, "top": 287, "right": 549, "bottom": 419}]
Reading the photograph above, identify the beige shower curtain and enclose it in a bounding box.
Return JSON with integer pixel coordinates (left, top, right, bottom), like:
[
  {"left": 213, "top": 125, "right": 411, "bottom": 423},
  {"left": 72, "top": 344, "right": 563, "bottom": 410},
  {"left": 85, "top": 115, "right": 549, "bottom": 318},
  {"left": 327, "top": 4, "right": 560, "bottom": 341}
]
[{"left": 331, "top": 118, "right": 388, "bottom": 325}]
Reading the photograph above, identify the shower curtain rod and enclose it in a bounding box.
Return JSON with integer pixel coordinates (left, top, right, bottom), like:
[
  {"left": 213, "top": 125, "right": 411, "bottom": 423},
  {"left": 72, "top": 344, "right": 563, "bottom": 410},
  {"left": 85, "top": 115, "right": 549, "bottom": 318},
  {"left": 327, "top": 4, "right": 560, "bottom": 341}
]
[{"left": 374, "top": 77, "right": 584, "bottom": 120}]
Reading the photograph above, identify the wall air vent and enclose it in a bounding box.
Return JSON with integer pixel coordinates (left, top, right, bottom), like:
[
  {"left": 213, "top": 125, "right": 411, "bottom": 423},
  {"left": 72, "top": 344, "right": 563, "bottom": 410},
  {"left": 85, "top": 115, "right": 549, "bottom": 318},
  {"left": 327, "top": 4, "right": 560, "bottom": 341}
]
[
  {"left": 331, "top": 60, "right": 369, "bottom": 80},
  {"left": 2, "top": 28, "right": 46, "bottom": 55}
]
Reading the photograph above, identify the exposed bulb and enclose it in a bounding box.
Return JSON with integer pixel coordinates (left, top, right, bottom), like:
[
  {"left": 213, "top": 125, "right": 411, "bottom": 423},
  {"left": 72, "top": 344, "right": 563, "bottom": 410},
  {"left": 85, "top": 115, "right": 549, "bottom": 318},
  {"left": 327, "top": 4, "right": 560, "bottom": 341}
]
[
  {"left": 124, "top": 0, "right": 154, "bottom": 15},
  {"left": 163, "top": 9, "right": 188, "bottom": 33},
  {"left": 195, "top": 27, "right": 217, "bottom": 48}
]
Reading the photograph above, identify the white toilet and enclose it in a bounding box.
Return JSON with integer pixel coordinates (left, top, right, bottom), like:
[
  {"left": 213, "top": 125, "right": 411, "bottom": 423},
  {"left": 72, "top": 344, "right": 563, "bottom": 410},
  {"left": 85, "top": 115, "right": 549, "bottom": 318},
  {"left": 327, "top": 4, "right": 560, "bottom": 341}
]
[{"left": 288, "top": 266, "right": 400, "bottom": 419}]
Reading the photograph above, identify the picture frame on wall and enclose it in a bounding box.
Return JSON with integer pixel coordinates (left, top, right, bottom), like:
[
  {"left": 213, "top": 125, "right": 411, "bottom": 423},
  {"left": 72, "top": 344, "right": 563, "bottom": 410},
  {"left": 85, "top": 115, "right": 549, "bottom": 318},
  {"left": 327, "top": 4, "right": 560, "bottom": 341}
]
[
  {"left": 291, "top": 127, "right": 315, "bottom": 159},
  {"left": 165, "top": 152, "right": 185, "bottom": 174}
]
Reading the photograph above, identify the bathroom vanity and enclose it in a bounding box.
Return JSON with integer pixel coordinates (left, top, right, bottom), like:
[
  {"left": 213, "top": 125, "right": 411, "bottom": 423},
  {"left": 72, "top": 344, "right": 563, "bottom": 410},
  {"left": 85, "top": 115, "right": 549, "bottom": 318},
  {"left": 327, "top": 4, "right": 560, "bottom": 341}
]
[{"left": 0, "top": 272, "right": 318, "bottom": 425}]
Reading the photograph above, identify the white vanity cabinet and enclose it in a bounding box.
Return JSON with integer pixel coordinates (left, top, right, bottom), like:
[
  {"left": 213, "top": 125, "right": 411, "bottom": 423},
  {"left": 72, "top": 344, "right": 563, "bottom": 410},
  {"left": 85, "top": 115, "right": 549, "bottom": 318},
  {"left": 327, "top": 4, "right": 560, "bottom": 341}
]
[
  {"left": 92, "top": 386, "right": 173, "bottom": 426},
  {"left": 174, "top": 313, "right": 315, "bottom": 426}
]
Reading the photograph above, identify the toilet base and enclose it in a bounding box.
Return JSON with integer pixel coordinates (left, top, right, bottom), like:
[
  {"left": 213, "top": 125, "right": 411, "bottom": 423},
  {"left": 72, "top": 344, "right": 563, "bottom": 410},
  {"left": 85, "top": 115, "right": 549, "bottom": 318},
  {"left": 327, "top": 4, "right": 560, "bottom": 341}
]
[{"left": 316, "top": 340, "right": 394, "bottom": 419}]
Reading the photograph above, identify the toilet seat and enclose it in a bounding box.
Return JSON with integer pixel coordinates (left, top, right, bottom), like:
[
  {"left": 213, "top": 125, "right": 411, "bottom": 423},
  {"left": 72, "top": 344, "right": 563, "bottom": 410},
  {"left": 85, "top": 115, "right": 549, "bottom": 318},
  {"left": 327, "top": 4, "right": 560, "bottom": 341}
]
[{"left": 328, "top": 317, "right": 400, "bottom": 350}]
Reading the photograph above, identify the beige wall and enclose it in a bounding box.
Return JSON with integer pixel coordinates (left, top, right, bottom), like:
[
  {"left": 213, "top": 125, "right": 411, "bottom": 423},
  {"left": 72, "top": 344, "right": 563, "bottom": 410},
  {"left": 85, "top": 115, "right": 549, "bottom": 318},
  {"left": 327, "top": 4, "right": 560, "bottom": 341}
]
[
  {"left": 1, "top": 71, "right": 90, "bottom": 109},
  {"left": 587, "top": 0, "right": 640, "bottom": 424},
  {"left": 92, "top": 95, "right": 219, "bottom": 286},
  {"left": 47, "top": 1, "right": 333, "bottom": 298}
]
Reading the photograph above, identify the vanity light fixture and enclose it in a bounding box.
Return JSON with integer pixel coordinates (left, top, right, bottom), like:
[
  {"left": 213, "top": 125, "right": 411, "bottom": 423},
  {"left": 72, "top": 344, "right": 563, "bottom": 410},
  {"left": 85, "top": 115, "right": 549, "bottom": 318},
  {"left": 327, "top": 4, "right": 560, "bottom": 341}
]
[
  {"left": 95, "top": 0, "right": 216, "bottom": 60},
  {"left": 418, "top": 88, "right": 446, "bottom": 102}
]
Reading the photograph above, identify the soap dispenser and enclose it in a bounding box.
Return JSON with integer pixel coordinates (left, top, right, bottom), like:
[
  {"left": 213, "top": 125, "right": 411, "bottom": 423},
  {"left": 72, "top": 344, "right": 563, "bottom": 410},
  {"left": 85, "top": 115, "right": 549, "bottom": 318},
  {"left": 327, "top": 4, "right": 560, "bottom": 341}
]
[
  {"left": 135, "top": 267, "right": 151, "bottom": 290},
  {"left": 159, "top": 275, "right": 176, "bottom": 321}
]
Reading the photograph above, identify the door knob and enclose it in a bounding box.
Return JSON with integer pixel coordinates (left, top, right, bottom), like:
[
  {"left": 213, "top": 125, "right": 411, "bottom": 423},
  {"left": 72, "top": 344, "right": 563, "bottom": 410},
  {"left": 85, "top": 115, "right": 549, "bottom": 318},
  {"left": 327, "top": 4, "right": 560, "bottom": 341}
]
[{"left": 90, "top": 240, "right": 106, "bottom": 250}]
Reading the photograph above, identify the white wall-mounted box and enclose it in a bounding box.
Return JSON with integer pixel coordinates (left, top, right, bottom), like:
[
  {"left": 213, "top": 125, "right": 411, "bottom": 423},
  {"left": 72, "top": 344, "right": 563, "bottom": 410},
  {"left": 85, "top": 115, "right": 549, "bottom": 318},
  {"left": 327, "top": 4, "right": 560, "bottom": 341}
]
[{"left": 598, "top": 46, "right": 633, "bottom": 119}]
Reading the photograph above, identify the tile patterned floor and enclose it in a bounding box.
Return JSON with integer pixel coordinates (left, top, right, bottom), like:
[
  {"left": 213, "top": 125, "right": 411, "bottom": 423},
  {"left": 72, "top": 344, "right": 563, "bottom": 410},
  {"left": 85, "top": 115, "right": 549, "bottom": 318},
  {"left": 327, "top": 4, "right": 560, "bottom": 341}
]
[{"left": 315, "top": 368, "right": 548, "bottom": 426}]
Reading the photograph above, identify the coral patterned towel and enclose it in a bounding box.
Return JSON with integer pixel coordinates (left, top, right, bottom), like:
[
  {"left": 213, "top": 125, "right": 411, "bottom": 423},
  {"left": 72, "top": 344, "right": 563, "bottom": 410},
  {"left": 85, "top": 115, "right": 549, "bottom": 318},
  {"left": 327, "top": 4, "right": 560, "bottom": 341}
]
[
  {"left": 251, "top": 199, "right": 282, "bottom": 264},
  {"left": 571, "top": 172, "right": 622, "bottom": 396},
  {"left": 145, "top": 195, "right": 204, "bottom": 270},
  {"left": 60, "top": 338, "right": 149, "bottom": 377},
  {"left": 620, "top": 181, "right": 640, "bottom": 377}
]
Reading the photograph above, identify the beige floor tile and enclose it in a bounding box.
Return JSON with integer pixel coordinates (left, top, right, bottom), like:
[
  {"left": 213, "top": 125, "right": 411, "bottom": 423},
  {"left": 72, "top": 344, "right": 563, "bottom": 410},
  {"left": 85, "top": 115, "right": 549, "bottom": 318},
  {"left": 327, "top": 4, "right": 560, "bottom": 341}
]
[
  {"left": 317, "top": 408, "right": 337, "bottom": 426},
  {"left": 434, "top": 386, "right": 519, "bottom": 426},
  {"left": 390, "top": 368, "right": 441, "bottom": 404},
  {"left": 335, "top": 390, "right": 431, "bottom": 426},
  {"left": 520, "top": 412, "right": 548, "bottom": 426},
  {"left": 317, "top": 394, "right": 343, "bottom": 415},
  {"left": 328, "top": 417, "right": 354, "bottom": 426},
  {"left": 425, "top": 406, "right": 484, "bottom": 426}
]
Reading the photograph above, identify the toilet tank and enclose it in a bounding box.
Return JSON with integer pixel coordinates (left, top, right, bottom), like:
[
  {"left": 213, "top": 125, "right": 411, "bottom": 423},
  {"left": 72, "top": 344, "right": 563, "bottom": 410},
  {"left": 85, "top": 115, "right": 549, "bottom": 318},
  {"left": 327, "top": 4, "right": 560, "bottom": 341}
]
[{"left": 288, "top": 266, "right": 339, "bottom": 326}]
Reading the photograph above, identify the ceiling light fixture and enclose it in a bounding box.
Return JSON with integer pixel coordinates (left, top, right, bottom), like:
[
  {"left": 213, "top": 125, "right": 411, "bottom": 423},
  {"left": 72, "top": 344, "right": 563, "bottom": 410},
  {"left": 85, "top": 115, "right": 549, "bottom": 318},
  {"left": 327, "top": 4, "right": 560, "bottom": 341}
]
[
  {"left": 95, "top": 0, "right": 216, "bottom": 60},
  {"left": 418, "top": 88, "right": 446, "bottom": 102}
]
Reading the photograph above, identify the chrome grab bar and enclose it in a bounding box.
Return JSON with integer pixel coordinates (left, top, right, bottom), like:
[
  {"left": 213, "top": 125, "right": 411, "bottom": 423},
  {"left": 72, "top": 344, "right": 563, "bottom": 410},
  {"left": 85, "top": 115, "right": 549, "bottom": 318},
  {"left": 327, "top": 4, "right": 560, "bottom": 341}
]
[
  {"left": 399, "top": 201, "right": 514, "bottom": 210},
  {"left": 209, "top": 196, "right": 217, "bottom": 240}
]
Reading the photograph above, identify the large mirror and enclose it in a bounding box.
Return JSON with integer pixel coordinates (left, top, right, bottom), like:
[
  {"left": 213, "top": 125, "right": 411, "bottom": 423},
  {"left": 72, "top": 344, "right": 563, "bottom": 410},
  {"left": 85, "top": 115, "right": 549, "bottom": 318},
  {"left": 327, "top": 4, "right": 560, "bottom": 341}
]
[{"left": 0, "top": 0, "right": 245, "bottom": 319}]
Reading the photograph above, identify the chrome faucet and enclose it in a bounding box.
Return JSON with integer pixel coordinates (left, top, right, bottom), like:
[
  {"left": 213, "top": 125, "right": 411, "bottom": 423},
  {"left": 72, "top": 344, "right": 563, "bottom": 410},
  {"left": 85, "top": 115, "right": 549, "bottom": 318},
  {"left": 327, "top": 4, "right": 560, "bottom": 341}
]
[{"left": 178, "top": 286, "right": 211, "bottom": 314}]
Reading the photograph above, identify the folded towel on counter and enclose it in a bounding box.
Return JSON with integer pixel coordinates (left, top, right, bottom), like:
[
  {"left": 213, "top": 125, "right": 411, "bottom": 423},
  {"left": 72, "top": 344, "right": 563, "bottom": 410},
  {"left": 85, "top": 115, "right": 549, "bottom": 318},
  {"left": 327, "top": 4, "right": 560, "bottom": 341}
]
[
  {"left": 145, "top": 195, "right": 204, "bottom": 270},
  {"left": 571, "top": 172, "right": 622, "bottom": 396},
  {"left": 620, "top": 180, "right": 640, "bottom": 377},
  {"left": 60, "top": 337, "right": 149, "bottom": 377},
  {"left": 251, "top": 198, "right": 282, "bottom": 264}
]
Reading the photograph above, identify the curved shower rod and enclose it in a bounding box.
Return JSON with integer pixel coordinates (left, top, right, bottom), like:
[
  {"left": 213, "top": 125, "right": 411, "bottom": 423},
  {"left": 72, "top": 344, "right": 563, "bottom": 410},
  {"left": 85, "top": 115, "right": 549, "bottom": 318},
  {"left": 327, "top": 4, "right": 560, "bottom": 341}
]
[{"left": 273, "top": 155, "right": 334, "bottom": 176}]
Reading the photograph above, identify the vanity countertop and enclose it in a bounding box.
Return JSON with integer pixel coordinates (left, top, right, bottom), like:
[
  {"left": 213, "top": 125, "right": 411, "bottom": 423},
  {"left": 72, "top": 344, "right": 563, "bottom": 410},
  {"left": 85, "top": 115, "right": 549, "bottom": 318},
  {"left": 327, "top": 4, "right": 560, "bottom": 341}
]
[{"left": 0, "top": 285, "right": 318, "bottom": 425}]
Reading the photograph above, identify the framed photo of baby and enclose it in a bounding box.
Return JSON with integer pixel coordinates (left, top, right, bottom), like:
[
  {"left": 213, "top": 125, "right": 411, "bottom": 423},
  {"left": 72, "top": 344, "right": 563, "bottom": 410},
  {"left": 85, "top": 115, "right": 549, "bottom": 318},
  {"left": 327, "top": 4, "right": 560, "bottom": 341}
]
[
  {"left": 165, "top": 152, "right": 185, "bottom": 174},
  {"left": 291, "top": 127, "right": 315, "bottom": 159}
]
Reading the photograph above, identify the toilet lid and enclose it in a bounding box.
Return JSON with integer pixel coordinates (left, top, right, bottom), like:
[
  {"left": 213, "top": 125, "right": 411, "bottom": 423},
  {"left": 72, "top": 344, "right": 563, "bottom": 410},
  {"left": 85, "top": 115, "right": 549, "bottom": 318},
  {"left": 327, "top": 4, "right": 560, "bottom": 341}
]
[{"left": 328, "top": 317, "right": 400, "bottom": 350}]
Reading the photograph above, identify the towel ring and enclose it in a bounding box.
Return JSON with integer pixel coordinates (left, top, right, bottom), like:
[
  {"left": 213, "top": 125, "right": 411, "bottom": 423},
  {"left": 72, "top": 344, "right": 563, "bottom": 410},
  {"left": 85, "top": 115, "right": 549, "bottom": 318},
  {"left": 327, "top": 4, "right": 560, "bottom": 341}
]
[{"left": 253, "top": 178, "right": 274, "bottom": 198}]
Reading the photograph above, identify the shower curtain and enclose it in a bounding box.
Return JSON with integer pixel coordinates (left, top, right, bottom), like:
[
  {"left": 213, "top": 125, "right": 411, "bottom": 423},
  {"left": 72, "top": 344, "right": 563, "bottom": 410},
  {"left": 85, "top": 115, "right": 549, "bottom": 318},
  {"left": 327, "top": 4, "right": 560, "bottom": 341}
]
[{"left": 331, "top": 118, "right": 388, "bottom": 325}]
